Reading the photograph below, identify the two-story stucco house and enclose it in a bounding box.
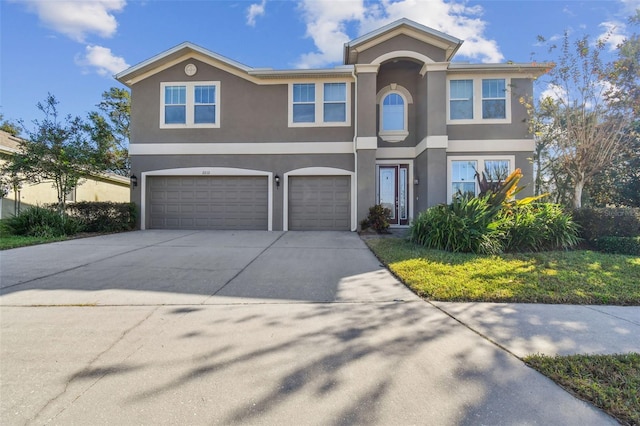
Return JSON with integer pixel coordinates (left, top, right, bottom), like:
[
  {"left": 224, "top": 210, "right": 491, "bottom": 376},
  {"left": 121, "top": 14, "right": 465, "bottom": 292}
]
[{"left": 116, "top": 18, "right": 547, "bottom": 231}]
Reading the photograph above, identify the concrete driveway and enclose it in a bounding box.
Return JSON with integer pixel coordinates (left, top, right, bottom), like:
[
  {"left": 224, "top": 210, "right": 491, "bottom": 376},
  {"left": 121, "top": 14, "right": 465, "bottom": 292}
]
[{"left": 1, "top": 231, "right": 615, "bottom": 425}]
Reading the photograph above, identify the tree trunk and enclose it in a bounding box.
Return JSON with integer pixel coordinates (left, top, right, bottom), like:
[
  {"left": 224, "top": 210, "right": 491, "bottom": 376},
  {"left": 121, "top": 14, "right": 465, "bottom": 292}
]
[{"left": 573, "top": 178, "right": 585, "bottom": 209}]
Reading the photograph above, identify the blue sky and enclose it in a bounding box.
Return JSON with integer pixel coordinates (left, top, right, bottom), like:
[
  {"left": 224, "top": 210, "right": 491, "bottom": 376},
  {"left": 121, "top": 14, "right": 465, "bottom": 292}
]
[{"left": 1, "top": 0, "right": 639, "bottom": 131}]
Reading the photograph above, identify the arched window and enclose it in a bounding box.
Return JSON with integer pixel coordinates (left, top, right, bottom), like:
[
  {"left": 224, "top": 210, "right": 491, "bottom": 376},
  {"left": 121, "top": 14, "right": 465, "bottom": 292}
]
[
  {"left": 382, "top": 93, "right": 404, "bottom": 131},
  {"left": 377, "top": 85, "right": 412, "bottom": 143}
]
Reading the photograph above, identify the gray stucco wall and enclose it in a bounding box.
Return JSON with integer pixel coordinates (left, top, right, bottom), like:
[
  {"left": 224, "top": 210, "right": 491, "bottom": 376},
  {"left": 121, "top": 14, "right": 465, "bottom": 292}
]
[
  {"left": 130, "top": 58, "right": 355, "bottom": 144},
  {"left": 356, "top": 34, "right": 447, "bottom": 64}
]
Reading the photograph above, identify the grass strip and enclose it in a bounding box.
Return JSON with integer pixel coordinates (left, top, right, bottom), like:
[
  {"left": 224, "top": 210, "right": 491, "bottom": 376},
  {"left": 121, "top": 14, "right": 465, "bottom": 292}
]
[
  {"left": 366, "top": 238, "right": 640, "bottom": 305},
  {"left": 525, "top": 353, "right": 640, "bottom": 425},
  {"left": 0, "top": 235, "right": 68, "bottom": 250}
]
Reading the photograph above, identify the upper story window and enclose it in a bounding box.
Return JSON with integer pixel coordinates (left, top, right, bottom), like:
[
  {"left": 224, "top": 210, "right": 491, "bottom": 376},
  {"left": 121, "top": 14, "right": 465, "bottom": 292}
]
[
  {"left": 292, "top": 83, "right": 315, "bottom": 123},
  {"left": 382, "top": 93, "right": 405, "bottom": 131},
  {"left": 447, "top": 77, "right": 510, "bottom": 124},
  {"left": 449, "top": 80, "right": 473, "bottom": 120},
  {"left": 376, "top": 84, "right": 412, "bottom": 143},
  {"left": 323, "top": 83, "right": 347, "bottom": 122},
  {"left": 289, "top": 82, "right": 350, "bottom": 127},
  {"left": 482, "top": 79, "right": 506, "bottom": 119},
  {"left": 160, "top": 81, "right": 220, "bottom": 128}
]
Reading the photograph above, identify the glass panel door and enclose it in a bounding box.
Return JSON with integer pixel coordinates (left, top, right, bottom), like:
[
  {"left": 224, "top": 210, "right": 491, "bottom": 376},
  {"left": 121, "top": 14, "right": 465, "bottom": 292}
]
[{"left": 379, "top": 166, "right": 397, "bottom": 222}]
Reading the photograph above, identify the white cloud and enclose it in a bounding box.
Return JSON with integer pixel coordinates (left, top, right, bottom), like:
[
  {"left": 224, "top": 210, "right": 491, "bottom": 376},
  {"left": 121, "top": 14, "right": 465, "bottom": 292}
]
[
  {"left": 540, "top": 83, "right": 568, "bottom": 103},
  {"left": 20, "top": 0, "right": 126, "bottom": 42},
  {"left": 295, "top": 0, "right": 365, "bottom": 68},
  {"left": 247, "top": 0, "right": 267, "bottom": 27},
  {"left": 620, "top": 0, "right": 640, "bottom": 13},
  {"left": 599, "top": 21, "right": 627, "bottom": 51},
  {"left": 75, "top": 45, "right": 129, "bottom": 76},
  {"left": 294, "top": 0, "right": 503, "bottom": 68}
]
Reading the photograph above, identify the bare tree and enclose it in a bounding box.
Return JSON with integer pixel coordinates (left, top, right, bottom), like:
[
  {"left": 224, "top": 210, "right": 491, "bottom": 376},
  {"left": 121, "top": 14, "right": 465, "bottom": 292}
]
[{"left": 535, "top": 32, "right": 628, "bottom": 208}]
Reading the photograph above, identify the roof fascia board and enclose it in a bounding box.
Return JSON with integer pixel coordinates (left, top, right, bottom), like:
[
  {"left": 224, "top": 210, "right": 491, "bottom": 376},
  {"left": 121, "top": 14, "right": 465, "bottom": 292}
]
[
  {"left": 345, "top": 19, "right": 463, "bottom": 63},
  {"left": 355, "top": 27, "right": 455, "bottom": 56},
  {"left": 349, "top": 18, "right": 461, "bottom": 48},
  {"left": 448, "top": 62, "right": 553, "bottom": 77}
]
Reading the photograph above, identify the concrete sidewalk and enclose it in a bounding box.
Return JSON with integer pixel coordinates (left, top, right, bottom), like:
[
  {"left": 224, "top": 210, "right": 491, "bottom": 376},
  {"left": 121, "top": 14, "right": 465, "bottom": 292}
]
[
  {"left": 432, "top": 301, "right": 640, "bottom": 357},
  {"left": 0, "top": 231, "right": 622, "bottom": 425}
]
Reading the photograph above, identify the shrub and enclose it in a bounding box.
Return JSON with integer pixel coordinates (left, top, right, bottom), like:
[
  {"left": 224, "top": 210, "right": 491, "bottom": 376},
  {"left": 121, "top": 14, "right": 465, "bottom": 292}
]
[
  {"left": 499, "top": 203, "right": 580, "bottom": 252},
  {"left": 409, "top": 195, "right": 503, "bottom": 254},
  {"left": 360, "top": 204, "right": 391, "bottom": 233},
  {"left": 65, "top": 201, "right": 137, "bottom": 232},
  {"left": 572, "top": 208, "right": 640, "bottom": 240},
  {"left": 592, "top": 236, "right": 640, "bottom": 256},
  {"left": 4, "top": 206, "right": 83, "bottom": 237},
  {"left": 410, "top": 199, "right": 580, "bottom": 254}
]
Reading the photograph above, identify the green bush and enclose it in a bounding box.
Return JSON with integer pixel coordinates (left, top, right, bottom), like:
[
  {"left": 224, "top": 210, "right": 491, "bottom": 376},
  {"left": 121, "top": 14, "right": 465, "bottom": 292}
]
[
  {"left": 592, "top": 236, "right": 640, "bottom": 256},
  {"left": 4, "top": 206, "right": 83, "bottom": 237},
  {"left": 409, "top": 195, "right": 503, "bottom": 254},
  {"left": 499, "top": 204, "right": 580, "bottom": 252},
  {"left": 410, "top": 200, "right": 580, "bottom": 254},
  {"left": 572, "top": 208, "right": 640, "bottom": 240},
  {"left": 360, "top": 204, "right": 391, "bottom": 233},
  {"left": 65, "top": 202, "right": 137, "bottom": 232}
]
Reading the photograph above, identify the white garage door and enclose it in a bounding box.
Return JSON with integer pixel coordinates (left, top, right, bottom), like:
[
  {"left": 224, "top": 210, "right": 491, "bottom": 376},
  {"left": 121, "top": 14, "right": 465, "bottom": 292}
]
[
  {"left": 147, "top": 176, "right": 268, "bottom": 230},
  {"left": 288, "top": 176, "right": 351, "bottom": 231}
]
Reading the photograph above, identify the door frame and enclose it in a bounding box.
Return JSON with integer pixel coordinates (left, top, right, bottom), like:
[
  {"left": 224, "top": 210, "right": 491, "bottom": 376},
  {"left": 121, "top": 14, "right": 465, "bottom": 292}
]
[
  {"left": 375, "top": 160, "right": 414, "bottom": 227},
  {"left": 283, "top": 167, "right": 356, "bottom": 232}
]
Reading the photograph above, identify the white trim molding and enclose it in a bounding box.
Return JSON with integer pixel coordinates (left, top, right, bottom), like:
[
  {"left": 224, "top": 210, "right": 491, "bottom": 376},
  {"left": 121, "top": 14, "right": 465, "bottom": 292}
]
[
  {"left": 283, "top": 167, "right": 356, "bottom": 232},
  {"left": 139, "top": 167, "right": 273, "bottom": 231},
  {"left": 376, "top": 135, "right": 449, "bottom": 159},
  {"left": 371, "top": 50, "right": 434, "bottom": 66},
  {"left": 129, "top": 142, "right": 355, "bottom": 155},
  {"left": 356, "top": 137, "right": 377, "bottom": 150}
]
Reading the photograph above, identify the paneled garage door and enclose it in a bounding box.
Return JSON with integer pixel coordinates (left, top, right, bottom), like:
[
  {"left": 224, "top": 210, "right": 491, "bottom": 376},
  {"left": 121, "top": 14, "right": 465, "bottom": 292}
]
[
  {"left": 288, "top": 176, "right": 351, "bottom": 231},
  {"left": 147, "top": 176, "right": 268, "bottom": 230}
]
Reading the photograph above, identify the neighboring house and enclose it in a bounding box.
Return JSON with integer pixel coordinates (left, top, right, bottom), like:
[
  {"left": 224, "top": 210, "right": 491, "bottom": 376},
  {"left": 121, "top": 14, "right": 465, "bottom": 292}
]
[
  {"left": 0, "top": 130, "right": 130, "bottom": 219},
  {"left": 116, "top": 18, "right": 547, "bottom": 231}
]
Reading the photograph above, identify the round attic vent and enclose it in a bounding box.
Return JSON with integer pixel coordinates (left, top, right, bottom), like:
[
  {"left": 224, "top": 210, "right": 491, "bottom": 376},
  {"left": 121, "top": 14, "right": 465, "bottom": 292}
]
[{"left": 184, "top": 63, "right": 197, "bottom": 76}]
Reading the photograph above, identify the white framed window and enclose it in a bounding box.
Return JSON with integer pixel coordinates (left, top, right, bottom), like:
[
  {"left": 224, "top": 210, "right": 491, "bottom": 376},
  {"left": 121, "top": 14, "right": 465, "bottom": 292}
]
[
  {"left": 447, "top": 156, "right": 514, "bottom": 201},
  {"left": 160, "top": 81, "right": 220, "bottom": 128},
  {"left": 482, "top": 79, "right": 506, "bottom": 119},
  {"left": 288, "top": 81, "right": 351, "bottom": 127},
  {"left": 292, "top": 83, "right": 315, "bottom": 123},
  {"left": 376, "top": 84, "right": 412, "bottom": 143},
  {"left": 323, "top": 83, "right": 347, "bottom": 122},
  {"left": 382, "top": 93, "right": 405, "bottom": 131},
  {"left": 449, "top": 80, "right": 473, "bottom": 120},
  {"left": 447, "top": 77, "right": 510, "bottom": 124}
]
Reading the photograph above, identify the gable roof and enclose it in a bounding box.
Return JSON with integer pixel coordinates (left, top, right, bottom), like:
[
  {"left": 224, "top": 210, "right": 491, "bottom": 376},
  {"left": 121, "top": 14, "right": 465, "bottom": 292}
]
[
  {"left": 115, "top": 42, "right": 253, "bottom": 86},
  {"left": 115, "top": 42, "right": 354, "bottom": 87},
  {"left": 343, "top": 18, "right": 463, "bottom": 64}
]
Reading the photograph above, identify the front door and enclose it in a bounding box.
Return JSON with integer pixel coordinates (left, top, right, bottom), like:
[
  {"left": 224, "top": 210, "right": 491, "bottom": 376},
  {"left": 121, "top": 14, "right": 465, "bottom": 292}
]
[{"left": 377, "top": 165, "right": 409, "bottom": 226}]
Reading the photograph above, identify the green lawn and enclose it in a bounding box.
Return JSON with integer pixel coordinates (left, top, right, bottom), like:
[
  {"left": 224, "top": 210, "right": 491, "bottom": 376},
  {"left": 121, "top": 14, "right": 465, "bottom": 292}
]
[
  {"left": 0, "top": 234, "right": 68, "bottom": 250},
  {"left": 366, "top": 238, "right": 640, "bottom": 305},
  {"left": 525, "top": 353, "right": 640, "bottom": 425},
  {"left": 367, "top": 237, "right": 640, "bottom": 424}
]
